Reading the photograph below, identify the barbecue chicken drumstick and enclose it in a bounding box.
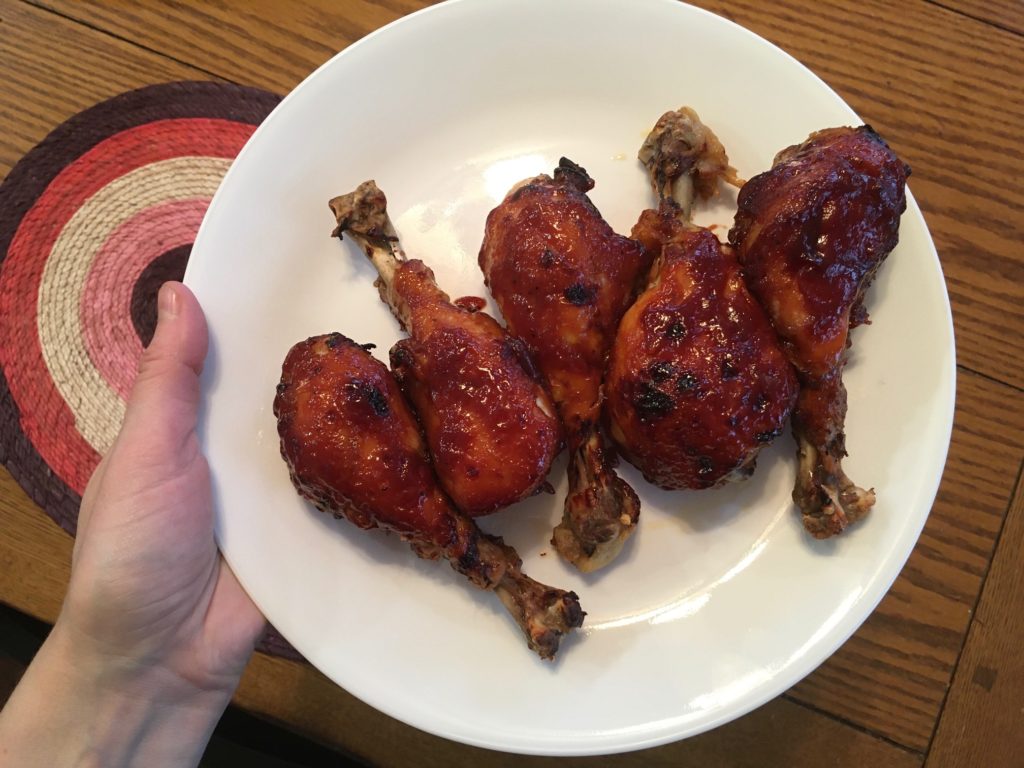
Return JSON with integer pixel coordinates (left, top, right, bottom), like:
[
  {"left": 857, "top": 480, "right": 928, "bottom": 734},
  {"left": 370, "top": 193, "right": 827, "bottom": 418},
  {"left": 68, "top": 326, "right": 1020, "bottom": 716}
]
[
  {"left": 274, "top": 333, "right": 584, "bottom": 659},
  {"left": 729, "top": 126, "right": 910, "bottom": 537},
  {"left": 479, "top": 159, "right": 652, "bottom": 572},
  {"left": 329, "top": 182, "right": 561, "bottom": 517},
  {"left": 606, "top": 108, "right": 797, "bottom": 490}
]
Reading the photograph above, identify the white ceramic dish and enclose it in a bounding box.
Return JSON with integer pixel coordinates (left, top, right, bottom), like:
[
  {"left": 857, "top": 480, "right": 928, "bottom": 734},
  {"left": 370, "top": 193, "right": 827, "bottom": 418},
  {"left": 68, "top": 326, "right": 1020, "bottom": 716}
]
[{"left": 185, "top": 0, "right": 955, "bottom": 755}]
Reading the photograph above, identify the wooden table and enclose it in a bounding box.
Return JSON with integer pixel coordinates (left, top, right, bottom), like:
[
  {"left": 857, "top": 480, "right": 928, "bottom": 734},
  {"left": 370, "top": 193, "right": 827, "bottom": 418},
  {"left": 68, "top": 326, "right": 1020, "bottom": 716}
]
[{"left": 2, "top": 1, "right": 1022, "bottom": 765}]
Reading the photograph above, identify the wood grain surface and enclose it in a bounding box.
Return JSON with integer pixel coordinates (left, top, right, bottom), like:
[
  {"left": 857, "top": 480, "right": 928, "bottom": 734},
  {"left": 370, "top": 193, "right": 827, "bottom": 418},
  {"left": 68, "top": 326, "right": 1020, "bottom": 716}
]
[
  {"left": 30, "top": 0, "right": 436, "bottom": 92},
  {"left": 935, "top": 0, "right": 1024, "bottom": 35},
  {"left": 927, "top": 471, "right": 1024, "bottom": 766},
  {"left": 0, "top": 471, "right": 70, "bottom": 621},
  {"left": 0, "top": 1, "right": 213, "bottom": 176},
  {"left": 2, "top": 0, "right": 1022, "bottom": 765}
]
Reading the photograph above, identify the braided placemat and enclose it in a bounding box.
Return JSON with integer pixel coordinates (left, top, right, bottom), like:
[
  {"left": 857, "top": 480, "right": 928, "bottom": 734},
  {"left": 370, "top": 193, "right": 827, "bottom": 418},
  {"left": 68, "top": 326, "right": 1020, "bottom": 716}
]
[{"left": 0, "top": 81, "right": 301, "bottom": 661}]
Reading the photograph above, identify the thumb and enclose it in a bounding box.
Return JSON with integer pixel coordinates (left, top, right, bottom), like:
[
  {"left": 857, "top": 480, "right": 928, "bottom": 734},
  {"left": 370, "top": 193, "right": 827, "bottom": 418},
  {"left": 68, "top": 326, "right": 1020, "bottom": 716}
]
[
  {"left": 120, "top": 281, "right": 209, "bottom": 453},
  {"left": 77, "top": 282, "right": 209, "bottom": 536}
]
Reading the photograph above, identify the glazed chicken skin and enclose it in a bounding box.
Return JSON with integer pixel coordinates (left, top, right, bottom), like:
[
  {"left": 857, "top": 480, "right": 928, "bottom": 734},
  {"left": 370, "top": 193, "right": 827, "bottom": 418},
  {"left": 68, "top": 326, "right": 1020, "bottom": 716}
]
[
  {"left": 608, "top": 211, "right": 798, "bottom": 489},
  {"left": 607, "top": 107, "right": 797, "bottom": 490},
  {"left": 479, "top": 159, "right": 652, "bottom": 572},
  {"left": 329, "top": 182, "right": 561, "bottom": 517},
  {"left": 274, "top": 333, "right": 584, "bottom": 659},
  {"left": 729, "top": 126, "right": 910, "bottom": 537}
]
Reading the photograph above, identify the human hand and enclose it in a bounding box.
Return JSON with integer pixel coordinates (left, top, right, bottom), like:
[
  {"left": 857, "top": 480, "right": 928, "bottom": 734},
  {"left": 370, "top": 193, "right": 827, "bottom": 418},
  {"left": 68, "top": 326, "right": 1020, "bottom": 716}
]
[
  {"left": 0, "top": 281, "right": 265, "bottom": 766},
  {"left": 64, "top": 279, "right": 265, "bottom": 693}
]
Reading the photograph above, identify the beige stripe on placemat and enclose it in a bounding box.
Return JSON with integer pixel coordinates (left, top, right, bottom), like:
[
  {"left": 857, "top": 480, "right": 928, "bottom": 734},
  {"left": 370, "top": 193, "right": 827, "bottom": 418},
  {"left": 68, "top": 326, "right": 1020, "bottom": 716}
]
[{"left": 38, "top": 156, "right": 232, "bottom": 454}]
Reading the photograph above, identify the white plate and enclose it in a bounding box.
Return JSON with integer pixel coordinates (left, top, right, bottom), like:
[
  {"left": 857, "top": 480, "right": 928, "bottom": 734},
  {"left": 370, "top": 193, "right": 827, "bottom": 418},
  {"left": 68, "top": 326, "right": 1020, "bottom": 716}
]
[{"left": 185, "top": 0, "right": 955, "bottom": 755}]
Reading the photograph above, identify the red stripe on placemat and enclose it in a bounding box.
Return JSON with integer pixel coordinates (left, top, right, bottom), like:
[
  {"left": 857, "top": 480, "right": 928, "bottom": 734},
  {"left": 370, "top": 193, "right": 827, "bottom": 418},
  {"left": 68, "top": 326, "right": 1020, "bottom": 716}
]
[{"left": 0, "top": 118, "right": 255, "bottom": 493}]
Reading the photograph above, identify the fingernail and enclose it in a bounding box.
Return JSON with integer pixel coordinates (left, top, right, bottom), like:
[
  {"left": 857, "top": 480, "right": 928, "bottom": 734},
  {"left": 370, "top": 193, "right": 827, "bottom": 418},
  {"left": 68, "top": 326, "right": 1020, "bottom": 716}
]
[{"left": 158, "top": 282, "right": 180, "bottom": 320}]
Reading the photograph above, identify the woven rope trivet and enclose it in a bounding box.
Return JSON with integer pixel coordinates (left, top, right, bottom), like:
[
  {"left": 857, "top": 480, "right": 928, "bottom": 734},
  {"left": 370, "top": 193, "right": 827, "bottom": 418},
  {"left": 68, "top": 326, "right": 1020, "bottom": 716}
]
[{"left": 0, "top": 81, "right": 301, "bottom": 661}]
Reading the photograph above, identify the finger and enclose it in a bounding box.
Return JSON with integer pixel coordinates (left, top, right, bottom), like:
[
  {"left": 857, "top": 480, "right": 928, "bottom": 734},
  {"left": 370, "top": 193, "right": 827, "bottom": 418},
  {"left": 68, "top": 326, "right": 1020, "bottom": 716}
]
[
  {"left": 121, "top": 282, "right": 205, "bottom": 423},
  {"left": 120, "top": 282, "right": 208, "bottom": 455},
  {"left": 75, "top": 282, "right": 205, "bottom": 537}
]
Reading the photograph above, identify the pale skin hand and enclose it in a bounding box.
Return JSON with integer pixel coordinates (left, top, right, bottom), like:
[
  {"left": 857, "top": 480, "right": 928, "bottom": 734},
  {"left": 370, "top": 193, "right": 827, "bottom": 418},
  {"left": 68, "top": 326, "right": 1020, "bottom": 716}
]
[{"left": 0, "top": 282, "right": 265, "bottom": 767}]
